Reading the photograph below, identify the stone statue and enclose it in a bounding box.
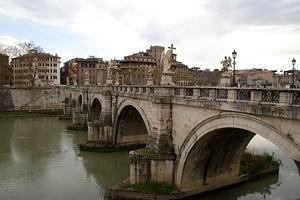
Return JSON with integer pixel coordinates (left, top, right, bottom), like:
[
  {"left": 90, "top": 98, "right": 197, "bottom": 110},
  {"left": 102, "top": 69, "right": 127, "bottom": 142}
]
[
  {"left": 148, "top": 68, "right": 153, "bottom": 78},
  {"left": 70, "top": 62, "right": 78, "bottom": 85},
  {"left": 160, "top": 44, "right": 176, "bottom": 85},
  {"left": 116, "top": 70, "right": 120, "bottom": 79},
  {"left": 84, "top": 71, "right": 89, "bottom": 85},
  {"left": 161, "top": 49, "right": 173, "bottom": 73},
  {"left": 106, "top": 60, "right": 116, "bottom": 85},
  {"left": 107, "top": 60, "right": 115, "bottom": 77},
  {"left": 220, "top": 56, "right": 232, "bottom": 73}
]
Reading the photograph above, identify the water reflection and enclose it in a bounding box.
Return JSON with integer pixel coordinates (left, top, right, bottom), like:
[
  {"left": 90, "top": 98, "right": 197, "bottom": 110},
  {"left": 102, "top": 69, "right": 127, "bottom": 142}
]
[
  {"left": 193, "top": 135, "right": 300, "bottom": 200},
  {"left": 0, "top": 117, "right": 299, "bottom": 200},
  {"left": 0, "top": 117, "right": 129, "bottom": 200},
  {"left": 78, "top": 151, "right": 129, "bottom": 188},
  {"left": 192, "top": 174, "right": 280, "bottom": 200}
]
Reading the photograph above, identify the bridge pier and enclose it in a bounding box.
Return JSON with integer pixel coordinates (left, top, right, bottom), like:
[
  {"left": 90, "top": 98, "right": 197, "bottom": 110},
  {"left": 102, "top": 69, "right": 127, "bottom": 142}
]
[
  {"left": 87, "top": 121, "right": 113, "bottom": 143},
  {"left": 63, "top": 99, "right": 72, "bottom": 116},
  {"left": 69, "top": 102, "right": 89, "bottom": 130},
  {"left": 129, "top": 133, "right": 175, "bottom": 184},
  {"left": 129, "top": 149, "right": 175, "bottom": 184},
  {"left": 72, "top": 111, "right": 88, "bottom": 126},
  {"left": 128, "top": 99, "right": 175, "bottom": 184}
]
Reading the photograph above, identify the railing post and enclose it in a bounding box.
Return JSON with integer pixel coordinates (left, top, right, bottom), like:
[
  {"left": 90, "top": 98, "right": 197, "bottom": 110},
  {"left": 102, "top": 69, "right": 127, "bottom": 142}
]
[
  {"left": 228, "top": 89, "right": 237, "bottom": 102},
  {"left": 146, "top": 87, "right": 150, "bottom": 94},
  {"left": 251, "top": 90, "right": 262, "bottom": 103},
  {"left": 180, "top": 88, "right": 185, "bottom": 96},
  {"left": 193, "top": 88, "right": 200, "bottom": 98},
  {"left": 279, "top": 91, "right": 293, "bottom": 105},
  {"left": 209, "top": 88, "right": 216, "bottom": 100}
]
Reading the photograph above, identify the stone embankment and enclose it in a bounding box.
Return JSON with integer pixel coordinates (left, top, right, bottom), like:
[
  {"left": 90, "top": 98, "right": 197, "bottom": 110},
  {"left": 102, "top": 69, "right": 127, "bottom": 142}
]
[{"left": 0, "top": 86, "right": 67, "bottom": 112}]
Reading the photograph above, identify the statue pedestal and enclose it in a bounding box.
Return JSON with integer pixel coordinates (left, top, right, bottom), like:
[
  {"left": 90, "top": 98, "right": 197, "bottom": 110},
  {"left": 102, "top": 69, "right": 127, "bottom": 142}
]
[
  {"left": 219, "top": 72, "right": 232, "bottom": 87},
  {"left": 219, "top": 77, "right": 231, "bottom": 87},
  {"left": 105, "top": 76, "right": 113, "bottom": 85},
  {"left": 147, "top": 77, "right": 154, "bottom": 86},
  {"left": 115, "top": 79, "right": 120, "bottom": 86},
  {"left": 160, "top": 72, "right": 175, "bottom": 85}
]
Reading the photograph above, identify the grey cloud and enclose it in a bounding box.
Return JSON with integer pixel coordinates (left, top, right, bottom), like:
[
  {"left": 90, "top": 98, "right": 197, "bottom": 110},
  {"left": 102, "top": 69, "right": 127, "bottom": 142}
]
[
  {"left": 205, "top": 0, "right": 300, "bottom": 25},
  {"left": 2, "top": 0, "right": 81, "bottom": 24}
]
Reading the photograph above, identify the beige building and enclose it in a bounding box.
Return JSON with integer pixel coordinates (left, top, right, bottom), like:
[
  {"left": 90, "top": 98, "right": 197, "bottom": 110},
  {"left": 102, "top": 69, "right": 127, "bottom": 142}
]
[
  {"left": 146, "top": 46, "right": 165, "bottom": 69},
  {"left": 119, "top": 52, "right": 158, "bottom": 85},
  {"left": 189, "top": 69, "right": 221, "bottom": 86},
  {"left": 273, "top": 71, "right": 300, "bottom": 87},
  {"left": 0, "top": 53, "right": 12, "bottom": 86},
  {"left": 64, "top": 57, "right": 108, "bottom": 85},
  {"left": 171, "top": 61, "right": 193, "bottom": 85},
  {"left": 104, "top": 45, "right": 221, "bottom": 86},
  {"left": 236, "top": 69, "right": 274, "bottom": 87},
  {"left": 11, "top": 49, "right": 60, "bottom": 86}
]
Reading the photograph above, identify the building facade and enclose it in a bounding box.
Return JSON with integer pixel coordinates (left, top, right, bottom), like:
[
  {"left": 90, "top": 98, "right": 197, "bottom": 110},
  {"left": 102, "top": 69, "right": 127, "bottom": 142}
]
[
  {"left": 62, "top": 57, "right": 108, "bottom": 86},
  {"left": 146, "top": 46, "right": 165, "bottom": 69},
  {"left": 119, "top": 52, "right": 158, "bottom": 85},
  {"left": 236, "top": 69, "right": 274, "bottom": 87},
  {"left": 11, "top": 50, "right": 60, "bottom": 86},
  {"left": 0, "top": 53, "right": 12, "bottom": 86},
  {"left": 273, "top": 70, "right": 300, "bottom": 87}
]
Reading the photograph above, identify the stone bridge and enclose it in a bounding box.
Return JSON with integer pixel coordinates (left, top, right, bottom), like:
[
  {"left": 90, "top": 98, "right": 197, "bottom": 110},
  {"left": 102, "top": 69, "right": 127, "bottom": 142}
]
[{"left": 66, "top": 85, "right": 300, "bottom": 193}]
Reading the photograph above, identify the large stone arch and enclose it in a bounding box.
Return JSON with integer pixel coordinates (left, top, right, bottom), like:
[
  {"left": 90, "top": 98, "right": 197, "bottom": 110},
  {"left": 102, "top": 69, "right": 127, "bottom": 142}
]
[
  {"left": 175, "top": 113, "right": 300, "bottom": 190},
  {"left": 114, "top": 99, "right": 151, "bottom": 144}
]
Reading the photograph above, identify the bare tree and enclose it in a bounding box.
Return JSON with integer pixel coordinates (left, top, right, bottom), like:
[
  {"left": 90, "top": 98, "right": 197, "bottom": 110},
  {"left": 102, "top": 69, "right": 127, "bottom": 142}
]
[
  {"left": 0, "top": 41, "right": 44, "bottom": 86},
  {"left": 0, "top": 41, "right": 43, "bottom": 59}
]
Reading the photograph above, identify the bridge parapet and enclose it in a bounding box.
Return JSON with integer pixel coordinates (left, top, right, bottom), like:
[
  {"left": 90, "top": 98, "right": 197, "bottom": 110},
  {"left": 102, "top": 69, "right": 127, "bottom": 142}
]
[{"left": 109, "top": 85, "right": 300, "bottom": 105}]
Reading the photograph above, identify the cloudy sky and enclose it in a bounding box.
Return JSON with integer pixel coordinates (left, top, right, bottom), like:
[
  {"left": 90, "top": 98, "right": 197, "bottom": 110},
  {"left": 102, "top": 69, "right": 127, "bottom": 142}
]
[{"left": 1, "top": 0, "right": 300, "bottom": 70}]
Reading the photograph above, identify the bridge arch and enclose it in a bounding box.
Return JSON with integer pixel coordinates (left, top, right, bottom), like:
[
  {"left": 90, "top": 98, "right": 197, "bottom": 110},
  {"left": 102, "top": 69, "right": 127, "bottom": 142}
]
[
  {"left": 77, "top": 94, "right": 83, "bottom": 109},
  {"left": 90, "top": 98, "right": 102, "bottom": 121},
  {"left": 175, "top": 113, "right": 300, "bottom": 190},
  {"left": 114, "top": 99, "right": 150, "bottom": 144}
]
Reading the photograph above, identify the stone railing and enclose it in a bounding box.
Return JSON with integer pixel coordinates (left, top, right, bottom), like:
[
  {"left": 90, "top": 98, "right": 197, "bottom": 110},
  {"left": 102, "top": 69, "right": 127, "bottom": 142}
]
[{"left": 110, "top": 85, "right": 300, "bottom": 106}]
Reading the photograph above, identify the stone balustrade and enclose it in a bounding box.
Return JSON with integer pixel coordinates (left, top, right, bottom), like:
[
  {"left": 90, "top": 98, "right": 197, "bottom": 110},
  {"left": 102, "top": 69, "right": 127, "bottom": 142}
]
[{"left": 100, "top": 85, "right": 300, "bottom": 106}]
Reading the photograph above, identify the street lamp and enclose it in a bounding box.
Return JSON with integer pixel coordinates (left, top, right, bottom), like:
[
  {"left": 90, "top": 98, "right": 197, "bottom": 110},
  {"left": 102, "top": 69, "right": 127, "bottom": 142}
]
[
  {"left": 292, "top": 58, "right": 296, "bottom": 88},
  {"left": 128, "top": 69, "right": 132, "bottom": 85},
  {"left": 232, "top": 50, "right": 237, "bottom": 87}
]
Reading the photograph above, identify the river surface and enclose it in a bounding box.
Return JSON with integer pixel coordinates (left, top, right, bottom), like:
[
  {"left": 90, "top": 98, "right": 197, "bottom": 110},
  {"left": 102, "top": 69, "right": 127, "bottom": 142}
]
[{"left": 0, "top": 116, "right": 299, "bottom": 200}]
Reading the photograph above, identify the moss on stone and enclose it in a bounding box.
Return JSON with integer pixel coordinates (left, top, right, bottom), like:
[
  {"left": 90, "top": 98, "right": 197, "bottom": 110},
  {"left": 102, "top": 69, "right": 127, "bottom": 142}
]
[
  {"left": 240, "top": 151, "right": 281, "bottom": 175},
  {"left": 128, "top": 181, "right": 176, "bottom": 195}
]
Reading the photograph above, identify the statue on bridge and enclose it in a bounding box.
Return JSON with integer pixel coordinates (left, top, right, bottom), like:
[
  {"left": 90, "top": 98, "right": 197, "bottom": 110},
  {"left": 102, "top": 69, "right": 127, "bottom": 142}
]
[
  {"left": 107, "top": 60, "right": 116, "bottom": 78},
  {"left": 161, "top": 49, "right": 173, "bottom": 74},
  {"left": 160, "top": 44, "right": 176, "bottom": 85},
  {"left": 106, "top": 59, "right": 117, "bottom": 85},
  {"left": 70, "top": 61, "right": 78, "bottom": 85},
  {"left": 161, "top": 44, "right": 176, "bottom": 74},
  {"left": 220, "top": 56, "right": 232, "bottom": 73},
  {"left": 219, "top": 56, "right": 233, "bottom": 86}
]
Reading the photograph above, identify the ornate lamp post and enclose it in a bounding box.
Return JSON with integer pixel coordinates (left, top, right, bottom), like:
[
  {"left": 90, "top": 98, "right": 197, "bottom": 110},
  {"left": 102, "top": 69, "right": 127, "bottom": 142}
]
[
  {"left": 232, "top": 50, "right": 237, "bottom": 87},
  {"left": 292, "top": 58, "right": 296, "bottom": 88},
  {"left": 128, "top": 69, "right": 132, "bottom": 85},
  {"left": 191, "top": 67, "right": 200, "bottom": 85}
]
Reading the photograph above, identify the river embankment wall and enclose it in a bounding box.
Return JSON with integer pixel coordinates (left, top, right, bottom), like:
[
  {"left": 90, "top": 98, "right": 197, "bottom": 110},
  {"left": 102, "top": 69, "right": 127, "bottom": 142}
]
[{"left": 0, "top": 86, "right": 68, "bottom": 112}]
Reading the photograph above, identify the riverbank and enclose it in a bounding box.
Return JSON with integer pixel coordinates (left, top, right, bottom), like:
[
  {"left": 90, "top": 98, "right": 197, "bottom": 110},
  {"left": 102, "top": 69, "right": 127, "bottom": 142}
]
[
  {"left": 0, "top": 110, "right": 62, "bottom": 118},
  {"left": 79, "top": 141, "right": 146, "bottom": 152},
  {"left": 106, "top": 152, "right": 280, "bottom": 200},
  {"left": 67, "top": 124, "right": 88, "bottom": 131}
]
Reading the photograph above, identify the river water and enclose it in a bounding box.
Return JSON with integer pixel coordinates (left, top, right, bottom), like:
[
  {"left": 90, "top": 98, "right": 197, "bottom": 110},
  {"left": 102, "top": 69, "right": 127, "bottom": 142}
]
[{"left": 0, "top": 116, "right": 299, "bottom": 200}]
